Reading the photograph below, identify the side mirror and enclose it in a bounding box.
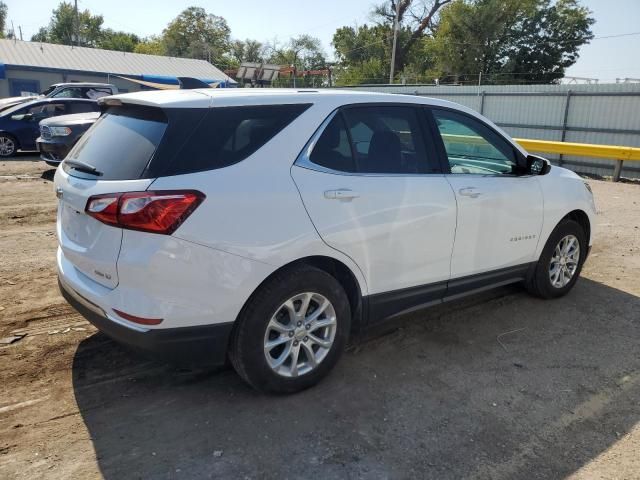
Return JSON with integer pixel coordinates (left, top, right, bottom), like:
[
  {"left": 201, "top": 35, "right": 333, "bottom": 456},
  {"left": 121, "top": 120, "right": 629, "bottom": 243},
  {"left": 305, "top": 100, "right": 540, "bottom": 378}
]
[{"left": 526, "top": 154, "right": 551, "bottom": 176}]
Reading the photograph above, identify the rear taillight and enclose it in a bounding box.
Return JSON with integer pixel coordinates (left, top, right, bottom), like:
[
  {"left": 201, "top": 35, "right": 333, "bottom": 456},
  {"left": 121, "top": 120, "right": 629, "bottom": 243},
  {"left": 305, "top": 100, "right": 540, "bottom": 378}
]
[{"left": 85, "top": 190, "right": 204, "bottom": 235}]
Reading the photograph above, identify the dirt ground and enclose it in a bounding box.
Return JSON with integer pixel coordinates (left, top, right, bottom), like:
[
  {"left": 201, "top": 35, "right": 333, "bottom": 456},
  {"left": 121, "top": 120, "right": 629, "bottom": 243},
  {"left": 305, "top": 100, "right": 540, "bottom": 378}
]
[{"left": 0, "top": 156, "right": 639, "bottom": 480}]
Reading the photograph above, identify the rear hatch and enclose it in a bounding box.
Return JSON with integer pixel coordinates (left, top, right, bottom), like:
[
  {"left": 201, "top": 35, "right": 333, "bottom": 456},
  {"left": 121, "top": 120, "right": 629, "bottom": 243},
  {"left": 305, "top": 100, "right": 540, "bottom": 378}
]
[{"left": 54, "top": 104, "right": 170, "bottom": 288}]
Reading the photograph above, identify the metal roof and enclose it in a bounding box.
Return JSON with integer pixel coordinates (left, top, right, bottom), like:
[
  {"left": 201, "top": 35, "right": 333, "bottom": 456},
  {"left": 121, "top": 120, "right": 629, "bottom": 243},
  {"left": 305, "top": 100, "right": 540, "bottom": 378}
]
[{"left": 0, "top": 39, "right": 234, "bottom": 82}]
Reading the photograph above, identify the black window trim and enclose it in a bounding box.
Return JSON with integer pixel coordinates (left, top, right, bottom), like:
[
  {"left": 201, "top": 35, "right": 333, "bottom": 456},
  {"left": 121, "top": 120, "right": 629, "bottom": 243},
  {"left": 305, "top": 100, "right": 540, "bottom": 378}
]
[
  {"left": 424, "top": 106, "right": 529, "bottom": 177},
  {"left": 296, "top": 102, "right": 444, "bottom": 177}
]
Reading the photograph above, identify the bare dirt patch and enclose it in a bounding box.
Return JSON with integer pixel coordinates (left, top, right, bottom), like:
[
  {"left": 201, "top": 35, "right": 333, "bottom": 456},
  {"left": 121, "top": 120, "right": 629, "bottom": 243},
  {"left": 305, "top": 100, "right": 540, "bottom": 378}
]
[{"left": 1, "top": 157, "right": 639, "bottom": 479}]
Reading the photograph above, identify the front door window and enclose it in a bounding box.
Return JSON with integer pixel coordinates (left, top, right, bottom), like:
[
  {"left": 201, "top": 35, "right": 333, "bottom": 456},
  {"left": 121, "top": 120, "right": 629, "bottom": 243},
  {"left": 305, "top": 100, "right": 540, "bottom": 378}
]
[{"left": 432, "top": 109, "right": 520, "bottom": 175}]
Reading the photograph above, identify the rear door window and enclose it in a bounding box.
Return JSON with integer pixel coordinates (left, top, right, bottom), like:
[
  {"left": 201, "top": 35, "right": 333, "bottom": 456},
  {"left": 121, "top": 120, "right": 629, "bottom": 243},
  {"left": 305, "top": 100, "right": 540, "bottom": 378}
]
[
  {"left": 307, "top": 105, "right": 433, "bottom": 174},
  {"left": 28, "top": 103, "right": 67, "bottom": 121},
  {"left": 343, "top": 106, "right": 430, "bottom": 174},
  {"left": 64, "top": 106, "right": 167, "bottom": 180}
]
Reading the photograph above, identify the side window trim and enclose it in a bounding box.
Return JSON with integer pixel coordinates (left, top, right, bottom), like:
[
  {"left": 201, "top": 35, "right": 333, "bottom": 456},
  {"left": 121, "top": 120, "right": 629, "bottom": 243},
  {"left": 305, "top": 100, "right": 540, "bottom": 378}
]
[
  {"left": 426, "top": 106, "right": 527, "bottom": 176},
  {"left": 423, "top": 107, "right": 453, "bottom": 174},
  {"left": 417, "top": 106, "right": 446, "bottom": 174},
  {"left": 297, "top": 103, "right": 444, "bottom": 177}
]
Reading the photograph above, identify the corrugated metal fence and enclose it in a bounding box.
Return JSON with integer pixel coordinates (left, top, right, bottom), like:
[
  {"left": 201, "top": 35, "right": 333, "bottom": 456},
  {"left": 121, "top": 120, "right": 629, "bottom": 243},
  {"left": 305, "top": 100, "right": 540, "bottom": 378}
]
[{"left": 340, "top": 83, "right": 640, "bottom": 179}]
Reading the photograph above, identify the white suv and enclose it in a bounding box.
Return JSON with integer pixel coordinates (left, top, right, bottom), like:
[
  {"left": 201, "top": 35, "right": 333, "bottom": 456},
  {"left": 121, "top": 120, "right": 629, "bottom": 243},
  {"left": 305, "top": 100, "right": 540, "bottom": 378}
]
[{"left": 55, "top": 89, "right": 596, "bottom": 393}]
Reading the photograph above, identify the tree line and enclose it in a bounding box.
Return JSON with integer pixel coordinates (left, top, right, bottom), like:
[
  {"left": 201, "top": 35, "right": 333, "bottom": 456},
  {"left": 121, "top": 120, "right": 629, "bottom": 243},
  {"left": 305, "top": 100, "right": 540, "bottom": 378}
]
[{"left": 1, "top": 0, "right": 594, "bottom": 86}]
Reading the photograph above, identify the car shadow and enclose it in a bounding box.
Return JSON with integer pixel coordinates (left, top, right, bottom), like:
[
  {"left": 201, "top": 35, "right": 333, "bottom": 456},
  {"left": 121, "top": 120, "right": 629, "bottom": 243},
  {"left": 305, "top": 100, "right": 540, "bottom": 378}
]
[
  {"left": 41, "top": 169, "right": 56, "bottom": 181},
  {"left": 72, "top": 278, "right": 640, "bottom": 479}
]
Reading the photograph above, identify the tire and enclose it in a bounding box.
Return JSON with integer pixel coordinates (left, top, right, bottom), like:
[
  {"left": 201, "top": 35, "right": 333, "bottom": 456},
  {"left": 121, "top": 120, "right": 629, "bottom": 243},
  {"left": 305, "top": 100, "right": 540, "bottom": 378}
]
[
  {"left": 0, "top": 134, "right": 17, "bottom": 157},
  {"left": 525, "top": 219, "right": 587, "bottom": 299},
  {"left": 229, "top": 265, "right": 351, "bottom": 394}
]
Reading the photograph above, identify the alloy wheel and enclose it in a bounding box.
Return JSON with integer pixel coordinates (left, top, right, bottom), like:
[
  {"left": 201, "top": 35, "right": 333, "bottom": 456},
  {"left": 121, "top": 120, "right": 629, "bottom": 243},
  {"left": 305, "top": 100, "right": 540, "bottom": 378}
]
[
  {"left": 263, "top": 292, "right": 337, "bottom": 378},
  {"left": 549, "top": 234, "right": 580, "bottom": 288},
  {"left": 0, "top": 136, "right": 15, "bottom": 156}
]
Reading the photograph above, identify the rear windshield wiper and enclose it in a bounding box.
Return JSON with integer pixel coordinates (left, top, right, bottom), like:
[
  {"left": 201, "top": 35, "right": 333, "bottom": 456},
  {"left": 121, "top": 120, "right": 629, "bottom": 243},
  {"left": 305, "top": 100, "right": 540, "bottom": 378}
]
[{"left": 64, "top": 159, "right": 103, "bottom": 176}]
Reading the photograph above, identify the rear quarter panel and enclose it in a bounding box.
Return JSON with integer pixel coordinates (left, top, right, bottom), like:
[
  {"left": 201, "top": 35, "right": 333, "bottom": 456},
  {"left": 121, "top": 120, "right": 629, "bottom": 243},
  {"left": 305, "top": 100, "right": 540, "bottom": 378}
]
[{"left": 147, "top": 103, "right": 369, "bottom": 296}]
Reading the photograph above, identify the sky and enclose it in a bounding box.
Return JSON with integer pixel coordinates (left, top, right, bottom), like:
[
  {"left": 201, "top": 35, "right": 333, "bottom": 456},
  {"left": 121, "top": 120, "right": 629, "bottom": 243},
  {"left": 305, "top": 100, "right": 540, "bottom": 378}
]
[{"left": 5, "top": 0, "right": 640, "bottom": 82}]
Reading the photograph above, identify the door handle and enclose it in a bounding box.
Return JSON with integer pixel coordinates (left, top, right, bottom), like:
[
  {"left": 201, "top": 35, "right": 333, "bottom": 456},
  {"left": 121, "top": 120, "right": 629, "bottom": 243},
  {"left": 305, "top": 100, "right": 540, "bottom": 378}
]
[
  {"left": 458, "top": 187, "right": 482, "bottom": 198},
  {"left": 324, "top": 189, "right": 360, "bottom": 201}
]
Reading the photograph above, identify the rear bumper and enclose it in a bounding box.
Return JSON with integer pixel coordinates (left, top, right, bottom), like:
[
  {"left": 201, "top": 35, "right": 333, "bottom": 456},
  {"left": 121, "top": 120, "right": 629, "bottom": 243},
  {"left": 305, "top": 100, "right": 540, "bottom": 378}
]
[{"left": 59, "top": 277, "right": 233, "bottom": 366}]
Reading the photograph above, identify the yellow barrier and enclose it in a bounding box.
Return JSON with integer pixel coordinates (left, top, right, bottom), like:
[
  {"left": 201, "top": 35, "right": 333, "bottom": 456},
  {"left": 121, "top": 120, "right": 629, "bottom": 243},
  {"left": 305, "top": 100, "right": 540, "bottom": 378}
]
[
  {"left": 514, "top": 138, "right": 640, "bottom": 182},
  {"left": 514, "top": 138, "right": 640, "bottom": 162},
  {"left": 441, "top": 133, "right": 488, "bottom": 147},
  {"left": 440, "top": 133, "right": 640, "bottom": 181}
]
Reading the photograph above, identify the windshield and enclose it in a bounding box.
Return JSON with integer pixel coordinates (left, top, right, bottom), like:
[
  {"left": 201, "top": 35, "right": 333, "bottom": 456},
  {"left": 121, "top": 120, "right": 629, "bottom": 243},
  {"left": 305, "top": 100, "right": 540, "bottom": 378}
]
[{"left": 41, "top": 86, "right": 56, "bottom": 96}]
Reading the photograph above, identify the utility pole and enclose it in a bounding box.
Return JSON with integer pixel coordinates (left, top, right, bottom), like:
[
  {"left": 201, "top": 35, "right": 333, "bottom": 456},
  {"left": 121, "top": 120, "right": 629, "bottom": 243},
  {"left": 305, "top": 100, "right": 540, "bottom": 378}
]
[
  {"left": 74, "top": 0, "right": 79, "bottom": 46},
  {"left": 389, "top": 0, "right": 401, "bottom": 84},
  {"left": 18, "top": 26, "right": 23, "bottom": 41}
]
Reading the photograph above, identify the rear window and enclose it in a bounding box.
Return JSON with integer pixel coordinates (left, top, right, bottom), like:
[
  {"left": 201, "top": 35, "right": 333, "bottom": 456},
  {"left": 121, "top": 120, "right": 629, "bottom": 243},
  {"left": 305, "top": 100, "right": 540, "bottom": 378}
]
[
  {"left": 159, "top": 104, "right": 311, "bottom": 176},
  {"left": 64, "top": 106, "right": 167, "bottom": 180}
]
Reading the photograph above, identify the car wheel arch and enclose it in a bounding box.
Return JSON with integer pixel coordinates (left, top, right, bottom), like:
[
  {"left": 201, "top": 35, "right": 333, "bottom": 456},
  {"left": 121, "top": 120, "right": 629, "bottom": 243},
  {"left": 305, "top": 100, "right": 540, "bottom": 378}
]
[
  {"left": 232, "top": 255, "right": 366, "bottom": 337},
  {"left": 563, "top": 209, "right": 591, "bottom": 244},
  {"left": 537, "top": 208, "right": 592, "bottom": 261}
]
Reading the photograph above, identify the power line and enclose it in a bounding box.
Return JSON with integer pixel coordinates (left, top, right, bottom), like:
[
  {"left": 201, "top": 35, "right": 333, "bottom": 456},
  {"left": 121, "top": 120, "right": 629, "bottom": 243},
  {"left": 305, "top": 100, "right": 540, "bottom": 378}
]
[
  {"left": 331, "top": 29, "right": 640, "bottom": 64},
  {"left": 593, "top": 31, "right": 640, "bottom": 40}
]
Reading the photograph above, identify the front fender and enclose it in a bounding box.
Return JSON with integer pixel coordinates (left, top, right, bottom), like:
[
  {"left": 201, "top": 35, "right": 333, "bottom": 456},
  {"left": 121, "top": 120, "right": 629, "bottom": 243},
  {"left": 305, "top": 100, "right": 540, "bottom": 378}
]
[{"left": 535, "top": 166, "right": 596, "bottom": 258}]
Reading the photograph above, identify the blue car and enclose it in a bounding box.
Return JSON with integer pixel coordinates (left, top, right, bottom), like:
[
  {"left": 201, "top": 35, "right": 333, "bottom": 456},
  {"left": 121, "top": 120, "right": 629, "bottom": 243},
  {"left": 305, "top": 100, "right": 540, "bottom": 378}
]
[{"left": 0, "top": 98, "right": 100, "bottom": 157}]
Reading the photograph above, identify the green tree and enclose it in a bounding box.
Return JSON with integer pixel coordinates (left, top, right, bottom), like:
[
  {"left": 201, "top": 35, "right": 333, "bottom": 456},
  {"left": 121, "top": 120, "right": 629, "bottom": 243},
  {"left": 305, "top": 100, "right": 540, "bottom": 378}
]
[
  {"left": 30, "top": 1, "right": 104, "bottom": 46},
  {"left": 227, "top": 39, "right": 264, "bottom": 67},
  {"left": 331, "top": 1, "right": 452, "bottom": 84},
  {"left": 99, "top": 29, "right": 140, "bottom": 52},
  {"left": 372, "top": 0, "right": 452, "bottom": 75},
  {"left": 266, "top": 35, "right": 327, "bottom": 87},
  {"left": 162, "top": 7, "right": 230, "bottom": 63},
  {"left": 332, "top": 25, "right": 390, "bottom": 84},
  {"left": 31, "top": 27, "right": 50, "bottom": 43},
  {"left": 267, "top": 35, "right": 326, "bottom": 70},
  {"left": 134, "top": 36, "right": 167, "bottom": 56},
  {"left": 430, "top": 0, "right": 594, "bottom": 84},
  {"left": 0, "top": 2, "right": 8, "bottom": 39},
  {"left": 334, "top": 58, "right": 389, "bottom": 85},
  {"left": 501, "top": 0, "right": 595, "bottom": 83}
]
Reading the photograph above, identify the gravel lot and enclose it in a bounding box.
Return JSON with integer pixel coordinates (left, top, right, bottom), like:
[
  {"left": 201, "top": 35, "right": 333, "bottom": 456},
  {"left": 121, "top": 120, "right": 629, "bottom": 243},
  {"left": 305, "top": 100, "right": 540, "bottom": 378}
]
[{"left": 1, "top": 156, "right": 639, "bottom": 480}]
